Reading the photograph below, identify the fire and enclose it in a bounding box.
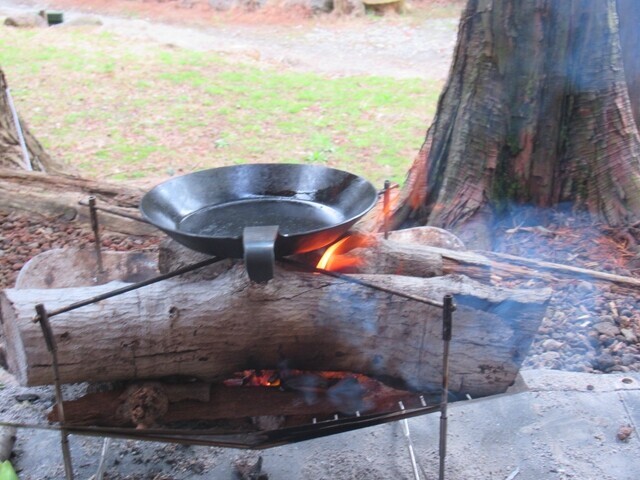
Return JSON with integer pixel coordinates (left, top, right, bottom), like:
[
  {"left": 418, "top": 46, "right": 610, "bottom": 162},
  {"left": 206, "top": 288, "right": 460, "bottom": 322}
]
[
  {"left": 223, "top": 370, "right": 281, "bottom": 387},
  {"left": 316, "top": 234, "right": 374, "bottom": 271}
]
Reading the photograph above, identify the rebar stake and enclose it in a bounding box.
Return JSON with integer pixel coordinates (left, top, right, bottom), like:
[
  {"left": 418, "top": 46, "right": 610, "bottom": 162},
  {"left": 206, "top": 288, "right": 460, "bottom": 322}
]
[
  {"left": 383, "top": 180, "right": 391, "bottom": 239},
  {"left": 439, "top": 294, "right": 455, "bottom": 480},
  {"left": 88, "top": 196, "right": 104, "bottom": 274},
  {"left": 35, "top": 304, "right": 74, "bottom": 480}
]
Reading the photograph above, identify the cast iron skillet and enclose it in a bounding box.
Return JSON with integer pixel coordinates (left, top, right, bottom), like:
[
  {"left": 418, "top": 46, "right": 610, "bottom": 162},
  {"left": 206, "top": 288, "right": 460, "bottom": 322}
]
[{"left": 140, "top": 164, "right": 378, "bottom": 282}]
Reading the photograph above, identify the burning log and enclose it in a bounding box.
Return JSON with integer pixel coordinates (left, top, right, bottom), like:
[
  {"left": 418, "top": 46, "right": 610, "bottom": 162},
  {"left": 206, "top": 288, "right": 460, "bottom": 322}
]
[{"left": 0, "top": 263, "right": 550, "bottom": 397}]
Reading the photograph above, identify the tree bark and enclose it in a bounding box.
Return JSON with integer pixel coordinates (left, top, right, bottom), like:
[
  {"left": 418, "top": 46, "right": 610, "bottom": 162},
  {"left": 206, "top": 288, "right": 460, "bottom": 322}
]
[
  {"left": 0, "top": 266, "right": 550, "bottom": 397},
  {"left": 0, "top": 69, "right": 65, "bottom": 173},
  {"left": 0, "top": 168, "right": 156, "bottom": 235},
  {"left": 394, "top": 0, "right": 640, "bottom": 246}
]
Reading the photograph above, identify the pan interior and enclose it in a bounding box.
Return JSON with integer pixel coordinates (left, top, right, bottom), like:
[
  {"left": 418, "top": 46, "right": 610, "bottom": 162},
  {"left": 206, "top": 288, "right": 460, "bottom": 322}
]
[{"left": 178, "top": 198, "right": 345, "bottom": 238}]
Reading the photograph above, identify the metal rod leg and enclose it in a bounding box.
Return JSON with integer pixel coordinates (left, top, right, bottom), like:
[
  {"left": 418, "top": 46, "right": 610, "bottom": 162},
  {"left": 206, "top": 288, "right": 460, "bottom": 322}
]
[
  {"left": 439, "top": 294, "right": 454, "bottom": 480},
  {"left": 383, "top": 180, "right": 391, "bottom": 239},
  {"left": 88, "top": 196, "right": 104, "bottom": 274},
  {"left": 35, "top": 304, "right": 74, "bottom": 480}
]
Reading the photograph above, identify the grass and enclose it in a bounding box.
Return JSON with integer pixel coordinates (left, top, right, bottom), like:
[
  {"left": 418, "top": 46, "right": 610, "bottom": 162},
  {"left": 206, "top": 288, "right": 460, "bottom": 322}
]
[{"left": 0, "top": 24, "right": 443, "bottom": 187}]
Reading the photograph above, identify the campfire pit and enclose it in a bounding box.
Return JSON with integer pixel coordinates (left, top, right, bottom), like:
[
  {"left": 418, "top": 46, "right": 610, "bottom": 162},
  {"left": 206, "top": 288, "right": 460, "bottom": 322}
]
[{"left": 0, "top": 180, "right": 551, "bottom": 479}]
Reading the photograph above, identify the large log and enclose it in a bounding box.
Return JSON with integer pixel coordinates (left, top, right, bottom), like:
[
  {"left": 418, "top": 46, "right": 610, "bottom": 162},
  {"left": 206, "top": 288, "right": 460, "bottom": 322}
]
[
  {"left": 0, "top": 168, "right": 156, "bottom": 235},
  {"left": 0, "top": 265, "right": 550, "bottom": 397}
]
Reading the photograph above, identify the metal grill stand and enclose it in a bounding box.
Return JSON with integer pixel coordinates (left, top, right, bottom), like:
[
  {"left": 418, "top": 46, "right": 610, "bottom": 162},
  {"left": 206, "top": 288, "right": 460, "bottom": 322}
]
[{"left": 17, "top": 196, "right": 457, "bottom": 479}]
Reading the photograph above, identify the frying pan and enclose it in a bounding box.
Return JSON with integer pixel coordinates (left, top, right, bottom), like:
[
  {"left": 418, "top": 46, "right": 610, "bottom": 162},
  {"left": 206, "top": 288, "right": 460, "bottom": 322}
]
[{"left": 140, "top": 164, "right": 378, "bottom": 282}]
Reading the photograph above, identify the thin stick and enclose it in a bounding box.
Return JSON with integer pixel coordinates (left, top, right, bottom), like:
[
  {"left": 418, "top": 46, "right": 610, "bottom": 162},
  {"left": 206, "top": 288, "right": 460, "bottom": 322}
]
[
  {"left": 35, "top": 304, "right": 74, "bottom": 480},
  {"left": 88, "top": 197, "right": 104, "bottom": 274},
  {"left": 5, "top": 87, "right": 31, "bottom": 171},
  {"left": 282, "top": 258, "right": 443, "bottom": 308},
  {"left": 399, "top": 401, "right": 420, "bottom": 480},
  {"left": 439, "top": 294, "right": 454, "bottom": 480},
  {"left": 95, "top": 437, "right": 112, "bottom": 480}
]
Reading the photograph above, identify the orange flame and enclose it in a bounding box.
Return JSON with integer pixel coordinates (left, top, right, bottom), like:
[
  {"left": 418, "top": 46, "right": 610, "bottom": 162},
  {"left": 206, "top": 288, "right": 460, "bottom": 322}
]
[
  {"left": 316, "top": 234, "right": 374, "bottom": 272},
  {"left": 224, "top": 370, "right": 281, "bottom": 387}
]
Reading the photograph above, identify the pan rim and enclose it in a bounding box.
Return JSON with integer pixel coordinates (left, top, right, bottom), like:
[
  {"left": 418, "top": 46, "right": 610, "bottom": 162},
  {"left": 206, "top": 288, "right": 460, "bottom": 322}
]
[{"left": 140, "top": 163, "right": 378, "bottom": 242}]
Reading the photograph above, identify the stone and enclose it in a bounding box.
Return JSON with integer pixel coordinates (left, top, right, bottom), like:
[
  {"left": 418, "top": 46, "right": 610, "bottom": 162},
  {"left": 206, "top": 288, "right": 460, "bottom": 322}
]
[
  {"left": 333, "top": 0, "right": 365, "bottom": 15},
  {"left": 209, "top": 0, "right": 266, "bottom": 10},
  {"left": 576, "top": 280, "right": 595, "bottom": 293},
  {"left": 387, "top": 226, "right": 466, "bottom": 251},
  {"left": 283, "top": 0, "right": 334, "bottom": 13},
  {"left": 620, "top": 328, "right": 638, "bottom": 344},
  {"left": 542, "top": 339, "right": 564, "bottom": 351},
  {"left": 594, "top": 353, "right": 617, "bottom": 370},
  {"left": 4, "top": 14, "right": 47, "bottom": 28},
  {"left": 593, "top": 322, "right": 620, "bottom": 337}
]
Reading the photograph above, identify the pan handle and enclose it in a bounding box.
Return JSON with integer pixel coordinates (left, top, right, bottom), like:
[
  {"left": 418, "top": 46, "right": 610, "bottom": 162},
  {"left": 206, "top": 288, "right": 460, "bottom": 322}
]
[{"left": 243, "top": 226, "right": 279, "bottom": 283}]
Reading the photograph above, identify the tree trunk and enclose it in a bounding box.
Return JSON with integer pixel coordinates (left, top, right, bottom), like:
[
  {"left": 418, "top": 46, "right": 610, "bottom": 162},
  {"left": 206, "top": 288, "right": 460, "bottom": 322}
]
[
  {"left": 0, "top": 69, "right": 65, "bottom": 173},
  {"left": 394, "top": 0, "right": 640, "bottom": 246},
  {"left": 0, "top": 265, "right": 550, "bottom": 397}
]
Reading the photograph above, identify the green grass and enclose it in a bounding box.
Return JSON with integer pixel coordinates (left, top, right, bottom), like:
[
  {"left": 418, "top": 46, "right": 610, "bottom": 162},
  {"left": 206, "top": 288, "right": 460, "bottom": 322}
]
[{"left": 0, "top": 25, "right": 443, "bottom": 186}]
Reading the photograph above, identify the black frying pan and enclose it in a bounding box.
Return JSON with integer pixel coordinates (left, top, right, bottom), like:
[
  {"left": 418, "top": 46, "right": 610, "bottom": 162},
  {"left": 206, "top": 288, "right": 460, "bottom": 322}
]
[{"left": 140, "top": 164, "right": 378, "bottom": 282}]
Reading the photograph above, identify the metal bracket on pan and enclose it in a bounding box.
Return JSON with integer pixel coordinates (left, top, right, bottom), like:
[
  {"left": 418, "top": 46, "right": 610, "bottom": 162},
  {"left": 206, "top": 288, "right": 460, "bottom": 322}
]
[{"left": 243, "top": 226, "right": 279, "bottom": 283}]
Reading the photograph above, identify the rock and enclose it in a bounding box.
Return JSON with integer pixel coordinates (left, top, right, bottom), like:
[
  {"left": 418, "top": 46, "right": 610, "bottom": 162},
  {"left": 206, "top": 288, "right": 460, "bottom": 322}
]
[
  {"left": 539, "top": 351, "right": 561, "bottom": 367},
  {"left": 576, "top": 280, "right": 595, "bottom": 293},
  {"left": 388, "top": 226, "right": 466, "bottom": 251},
  {"left": 617, "top": 425, "right": 634, "bottom": 442},
  {"left": 334, "top": 0, "right": 365, "bottom": 15},
  {"left": 542, "top": 339, "right": 564, "bottom": 351},
  {"left": 208, "top": 0, "right": 266, "bottom": 11},
  {"left": 233, "top": 455, "right": 268, "bottom": 480},
  {"left": 593, "top": 322, "right": 620, "bottom": 337},
  {"left": 4, "top": 14, "right": 47, "bottom": 28},
  {"left": 620, "top": 328, "right": 638, "bottom": 344},
  {"left": 620, "top": 354, "right": 637, "bottom": 367},
  {"left": 593, "top": 353, "right": 617, "bottom": 371},
  {"left": 208, "top": 0, "right": 237, "bottom": 10},
  {"left": 283, "top": 0, "right": 334, "bottom": 12}
]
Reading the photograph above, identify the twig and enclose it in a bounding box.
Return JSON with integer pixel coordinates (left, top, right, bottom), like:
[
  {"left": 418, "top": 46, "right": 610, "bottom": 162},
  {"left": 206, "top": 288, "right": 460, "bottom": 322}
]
[
  {"left": 95, "top": 437, "right": 112, "bottom": 480},
  {"left": 505, "top": 467, "right": 520, "bottom": 480},
  {"left": 399, "top": 401, "right": 421, "bottom": 480},
  {"left": 5, "top": 87, "right": 31, "bottom": 171}
]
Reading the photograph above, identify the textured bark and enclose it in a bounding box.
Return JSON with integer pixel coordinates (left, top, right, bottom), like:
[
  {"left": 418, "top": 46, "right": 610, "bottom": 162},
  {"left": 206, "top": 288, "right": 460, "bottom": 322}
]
[
  {"left": 0, "top": 266, "right": 550, "bottom": 397},
  {"left": 395, "top": 0, "right": 640, "bottom": 244},
  {"left": 0, "top": 69, "right": 65, "bottom": 173},
  {"left": 0, "top": 168, "right": 156, "bottom": 235}
]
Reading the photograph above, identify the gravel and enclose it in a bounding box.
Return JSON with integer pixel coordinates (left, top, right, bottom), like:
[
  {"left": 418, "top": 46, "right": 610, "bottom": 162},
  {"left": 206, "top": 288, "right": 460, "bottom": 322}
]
[{"left": 0, "top": 211, "right": 159, "bottom": 290}]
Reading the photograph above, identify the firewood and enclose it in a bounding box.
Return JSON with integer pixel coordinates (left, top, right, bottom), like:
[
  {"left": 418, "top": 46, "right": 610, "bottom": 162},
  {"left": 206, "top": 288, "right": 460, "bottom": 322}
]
[
  {"left": 0, "top": 168, "right": 155, "bottom": 235},
  {"left": 15, "top": 248, "right": 158, "bottom": 289},
  {"left": 1, "top": 266, "right": 550, "bottom": 397}
]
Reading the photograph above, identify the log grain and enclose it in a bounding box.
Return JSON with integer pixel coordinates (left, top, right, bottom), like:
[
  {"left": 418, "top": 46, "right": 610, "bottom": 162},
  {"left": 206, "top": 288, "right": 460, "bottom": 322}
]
[
  {"left": 0, "top": 168, "right": 156, "bottom": 235},
  {"left": 0, "top": 265, "right": 550, "bottom": 397}
]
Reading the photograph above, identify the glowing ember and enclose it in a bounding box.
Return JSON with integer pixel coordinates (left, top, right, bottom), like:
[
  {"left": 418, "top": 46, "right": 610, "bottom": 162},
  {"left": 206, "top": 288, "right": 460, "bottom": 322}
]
[{"left": 224, "top": 370, "right": 281, "bottom": 387}]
